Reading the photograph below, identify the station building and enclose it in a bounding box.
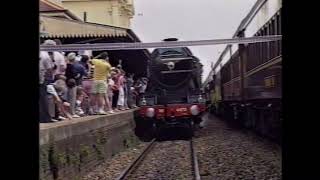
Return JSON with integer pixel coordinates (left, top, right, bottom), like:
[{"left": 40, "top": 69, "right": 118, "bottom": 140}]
[{"left": 40, "top": 0, "right": 149, "bottom": 77}]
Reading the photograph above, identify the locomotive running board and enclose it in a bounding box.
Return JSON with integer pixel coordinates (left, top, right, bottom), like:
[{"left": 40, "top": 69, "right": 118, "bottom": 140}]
[{"left": 161, "top": 70, "right": 193, "bottom": 74}]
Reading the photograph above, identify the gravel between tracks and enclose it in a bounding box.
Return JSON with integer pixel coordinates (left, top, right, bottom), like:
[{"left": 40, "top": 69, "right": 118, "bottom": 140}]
[
  {"left": 82, "top": 113, "right": 281, "bottom": 180},
  {"left": 194, "top": 113, "right": 282, "bottom": 180},
  {"left": 127, "top": 140, "right": 193, "bottom": 180},
  {"left": 82, "top": 143, "right": 148, "bottom": 180}
]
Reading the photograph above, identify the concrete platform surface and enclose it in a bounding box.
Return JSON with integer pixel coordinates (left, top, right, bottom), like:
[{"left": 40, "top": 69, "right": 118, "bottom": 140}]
[{"left": 39, "top": 108, "right": 138, "bottom": 145}]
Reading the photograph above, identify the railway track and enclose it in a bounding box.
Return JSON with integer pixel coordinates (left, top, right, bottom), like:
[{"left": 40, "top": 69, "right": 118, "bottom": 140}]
[{"left": 116, "top": 138, "right": 201, "bottom": 180}]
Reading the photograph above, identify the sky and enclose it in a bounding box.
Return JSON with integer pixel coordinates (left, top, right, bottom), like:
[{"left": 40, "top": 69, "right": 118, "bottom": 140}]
[{"left": 131, "top": 0, "right": 257, "bottom": 81}]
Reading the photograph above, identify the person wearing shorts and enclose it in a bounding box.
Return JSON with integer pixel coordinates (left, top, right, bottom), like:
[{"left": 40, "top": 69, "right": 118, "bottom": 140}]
[
  {"left": 89, "top": 52, "right": 111, "bottom": 115},
  {"left": 92, "top": 80, "right": 107, "bottom": 94}
]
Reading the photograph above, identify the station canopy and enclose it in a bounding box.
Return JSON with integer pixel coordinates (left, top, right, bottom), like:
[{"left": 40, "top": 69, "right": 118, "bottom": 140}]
[{"left": 39, "top": 14, "right": 150, "bottom": 78}]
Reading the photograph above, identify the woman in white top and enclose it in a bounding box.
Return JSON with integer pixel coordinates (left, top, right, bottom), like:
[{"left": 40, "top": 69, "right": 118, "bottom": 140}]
[
  {"left": 116, "top": 70, "right": 126, "bottom": 110},
  {"left": 104, "top": 74, "right": 114, "bottom": 114}
]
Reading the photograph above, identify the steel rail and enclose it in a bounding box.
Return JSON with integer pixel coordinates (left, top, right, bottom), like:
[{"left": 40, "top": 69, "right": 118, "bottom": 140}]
[
  {"left": 115, "top": 139, "right": 156, "bottom": 180},
  {"left": 190, "top": 138, "right": 201, "bottom": 180}
]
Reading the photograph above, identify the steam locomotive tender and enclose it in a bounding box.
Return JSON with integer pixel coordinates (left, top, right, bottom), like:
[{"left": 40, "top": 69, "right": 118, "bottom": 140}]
[{"left": 135, "top": 38, "right": 206, "bottom": 138}]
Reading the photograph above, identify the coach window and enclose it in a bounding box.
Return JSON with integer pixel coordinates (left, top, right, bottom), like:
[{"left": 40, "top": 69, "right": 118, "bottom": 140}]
[
  {"left": 248, "top": 37, "right": 253, "bottom": 71},
  {"left": 278, "top": 9, "right": 282, "bottom": 35},
  {"left": 255, "top": 31, "right": 260, "bottom": 67},
  {"left": 277, "top": 10, "right": 282, "bottom": 55},
  {"left": 260, "top": 29, "right": 264, "bottom": 64},
  {"left": 252, "top": 42, "right": 256, "bottom": 70},
  {"left": 246, "top": 44, "right": 250, "bottom": 71},
  {"left": 228, "top": 61, "right": 232, "bottom": 80},
  {"left": 247, "top": 44, "right": 252, "bottom": 71},
  {"left": 260, "top": 30, "right": 263, "bottom": 64},
  {"left": 252, "top": 42, "right": 256, "bottom": 71},
  {"left": 271, "top": 18, "right": 276, "bottom": 58},
  {"left": 255, "top": 32, "right": 259, "bottom": 67},
  {"left": 269, "top": 20, "right": 274, "bottom": 59},
  {"left": 269, "top": 20, "right": 273, "bottom": 58},
  {"left": 230, "top": 63, "right": 232, "bottom": 81},
  {"left": 264, "top": 27, "right": 268, "bottom": 62},
  {"left": 261, "top": 27, "right": 266, "bottom": 63},
  {"left": 279, "top": 12, "right": 282, "bottom": 55},
  {"left": 255, "top": 31, "right": 259, "bottom": 66},
  {"left": 265, "top": 27, "right": 269, "bottom": 62},
  {"left": 274, "top": 17, "right": 278, "bottom": 56},
  {"left": 269, "top": 18, "right": 274, "bottom": 59},
  {"left": 262, "top": 28, "right": 266, "bottom": 63},
  {"left": 265, "top": 26, "right": 268, "bottom": 62},
  {"left": 266, "top": 24, "right": 270, "bottom": 61}
]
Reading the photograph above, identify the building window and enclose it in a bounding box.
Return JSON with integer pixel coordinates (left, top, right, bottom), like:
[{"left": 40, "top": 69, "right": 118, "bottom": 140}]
[{"left": 83, "top": 12, "right": 87, "bottom": 22}]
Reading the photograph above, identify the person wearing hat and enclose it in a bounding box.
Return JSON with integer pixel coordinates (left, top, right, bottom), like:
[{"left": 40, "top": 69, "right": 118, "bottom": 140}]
[
  {"left": 39, "top": 53, "right": 54, "bottom": 123},
  {"left": 39, "top": 40, "right": 60, "bottom": 123},
  {"left": 43, "top": 40, "right": 66, "bottom": 77},
  {"left": 40, "top": 40, "right": 58, "bottom": 84},
  {"left": 66, "top": 52, "right": 87, "bottom": 86},
  {"left": 65, "top": 53, "right": 82, "bottom": 118},
  {"left": 89, "top": 52, "right": 112, "bottom": 115}
]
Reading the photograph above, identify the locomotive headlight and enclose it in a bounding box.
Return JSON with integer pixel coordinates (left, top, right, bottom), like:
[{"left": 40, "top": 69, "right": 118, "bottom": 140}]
[
  {"left": 190, "top": 105, "right": 200, "bottom": 115},
  {"left": 198, "top": 95, "right": 205, "bottom": 103},
  {"left": 167, "top": 61, "right": 175, "bottom": 70},
  {"left": 140, "top": 97, "right": 147, "bottom": 106},
  {"left": 146, "top": 108, "right": 155, "bottom": 118}
]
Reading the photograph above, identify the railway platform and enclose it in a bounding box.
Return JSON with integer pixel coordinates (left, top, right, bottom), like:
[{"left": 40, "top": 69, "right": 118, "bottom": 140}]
[{"left": 39, "top": 108, "right": 141, "bottom": 180}]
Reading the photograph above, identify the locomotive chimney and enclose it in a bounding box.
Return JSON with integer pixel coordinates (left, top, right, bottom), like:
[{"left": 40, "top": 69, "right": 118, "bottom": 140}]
[{"left": 163, "top": 38, "right": 178, "bottom": 41}]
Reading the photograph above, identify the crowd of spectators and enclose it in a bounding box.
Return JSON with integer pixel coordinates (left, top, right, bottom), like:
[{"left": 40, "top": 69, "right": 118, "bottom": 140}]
[{"left": 39, "top": 39, "right": 148, "bottom": 123}]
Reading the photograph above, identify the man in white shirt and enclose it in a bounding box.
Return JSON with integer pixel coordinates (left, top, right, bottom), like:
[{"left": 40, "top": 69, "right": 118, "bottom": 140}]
[
  {"left": 39, "top": 55, "right": 54, "bottom": 123},
  {"left": 42, "top": 40, "right": 67, "bottom": 76},
  {"left": 52, "top": 51, "right": 66, "bottom": 75},
  {"left": 40, "top": 50, "right": 55, "bottom": 84}
]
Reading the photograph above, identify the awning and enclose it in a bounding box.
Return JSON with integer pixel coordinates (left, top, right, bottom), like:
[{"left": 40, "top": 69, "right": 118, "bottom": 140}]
[
  {"left": 40, "top": 15, "right": 128, "bottom": 39},
  {"left": 40, "top": 0, "right": 65, "bottom": 12}
]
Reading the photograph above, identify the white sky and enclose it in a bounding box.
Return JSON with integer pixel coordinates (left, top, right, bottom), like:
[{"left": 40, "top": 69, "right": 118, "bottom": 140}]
[{"left": 131, "top": 0, "right": 257, "bottom": 80}]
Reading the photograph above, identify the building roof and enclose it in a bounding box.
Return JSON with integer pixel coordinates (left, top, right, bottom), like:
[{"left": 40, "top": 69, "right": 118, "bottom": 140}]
[
  {"left": 40, "top": 0, "right": 81, "bottom": 21},
  {"left": 40, "top": 15, "right": 128, "bottom": 38},
  {"left": 40, "top": 0, "right": 65, "bottom": 12}
]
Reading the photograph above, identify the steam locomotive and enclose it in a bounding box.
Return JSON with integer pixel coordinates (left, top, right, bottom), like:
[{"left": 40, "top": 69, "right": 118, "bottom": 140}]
[{"left": 135, "top": 38, "right": 206, "bottom": 139}]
